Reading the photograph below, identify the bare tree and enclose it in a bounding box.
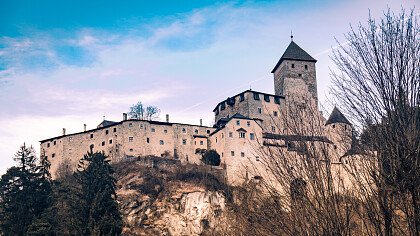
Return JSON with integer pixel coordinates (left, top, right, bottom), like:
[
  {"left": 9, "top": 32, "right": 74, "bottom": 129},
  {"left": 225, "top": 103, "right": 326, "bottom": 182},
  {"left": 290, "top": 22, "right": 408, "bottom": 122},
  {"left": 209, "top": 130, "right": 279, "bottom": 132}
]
[
  {"left": 331, "top": 8, "right": 419, "bottom": 236},
  {"left": 128, "top": 101, "right": 160, "bottom": 120}
]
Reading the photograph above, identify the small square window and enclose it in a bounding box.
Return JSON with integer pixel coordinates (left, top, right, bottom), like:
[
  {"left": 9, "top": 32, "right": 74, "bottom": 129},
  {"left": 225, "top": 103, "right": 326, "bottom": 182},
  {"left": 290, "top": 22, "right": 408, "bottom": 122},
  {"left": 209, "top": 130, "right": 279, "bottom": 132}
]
[
  {"left": 236, "top": 120, "right": 240, "bottom": 125},
  {"left": 239, "top": 93, "right": 245, "bottom": 101},
  {"left": 274, "top": 97, "right": 280, "bottom": 104},
  {"left": 102, "top": 141, "right": 105, "bottom": 146},
  {"left": 146, "top": 138, "right": 150, "bottom": 143},
  {"left": 200, "top": 141, "right": 204, "bottom": 145},
  {"left": 250, "top": 133, "right": 255, "bottom": 140},
  {"left": 258, "top": 108, "right": 262, "bottom": 114},
  {"left": 113, "top": 128, "right": 117, "bottom": 132},
  {"left": 129, "top": 137, "right": 134, "bottom": 142},
  {"left": 160, "top": 140, "right": 164, "bottom": 145},
  {"left": 129, "top": 123, "right": 133, "bottom": 127},
  {"left": 182, "top": 139, "right": 187, "bottom": 145},
  {"left": 90, "top": 134, "right": 93, "bottom": 139},
  {"left": 229, "top": 132, "right": 233, "bottom": 138},
  {"left": 256, "top": 156, "right": 260, "bottom": 161},
  {"left": 52, "top": 153, "right": 56, "bottom": 158},
  {"left": 47, "top": 143, "right": 50, "bottom": 148},
  {"left": 253, "top": 92, "right": 260, "bottom": 100},
  {"left": 182, "top": 128, "right": 186, "bottom": 133},
  {"left": 105, "top": 130, "right": 109, "bottom": 135},
  {"left": 273, "top": 111, "right": 278, "bottom": 117},
  {"left": 54, "top": 140, "right": 57, "bottom": 145},
  {"left": 291, "top": 63, "right": 295, "bottom": 68},
  {"left": 151, "top": 128, "right": 155, "bottom": 132},
  {"left": 241, "top": 152, "right": 245, "bottom": 157},
  {"left": 298, "top": 73, "right": 302, "bottom": 77},
  {"left": 129, "top": 148, "right": 133, "bottom": 152},
  {"left": 109, "top": 139, "right": 113, "bottom": 144},
  {"left": 305, "top": 65, "right": 308, "bottom": 70},
  {"left": 164, "top": 129, "right": 168, "bottom": 133},
  {"left": 231, "top": 151, "right": 235, "bottom": 156},
  {"left": 264, "top": 94, "right": 270, "bottom": 102}
]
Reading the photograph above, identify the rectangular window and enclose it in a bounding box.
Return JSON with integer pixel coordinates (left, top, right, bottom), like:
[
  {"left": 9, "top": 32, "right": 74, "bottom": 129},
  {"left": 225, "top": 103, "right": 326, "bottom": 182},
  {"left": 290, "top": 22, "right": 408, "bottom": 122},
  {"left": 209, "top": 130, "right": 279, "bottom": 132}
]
[
  {"left": 239, "top": 93, "right": 245, "bottom": 101},
  {"left": 140, "top": 124, "right": 143, "bottom": 129},
  {"left": 69, "top": 137, "right": 73, "bottom": 142},
  {"left": 264, "top": 94, "right": 270, "bottom": 102},
  {"left": 160, "top": 140, "right": 164, "bottom": 145},
  {"left": 151, "top": 128, "right": 155, "bottom": 132},
  {"left": 109, "top": 139, "right": 113, "bottom": 144},
  {"left": 113, "top": 128, "right": 117, "bottom": 132},
  {"left": 229, "top": 132, "right": 233, "bottom": 138},
  {"left": 54, "top": 140, "right": 57, "bottom": 145},
  {"left": 258, "top": 108, "right": 262, "bottom": 114},
  {"left": 47, "top": 143, "right": 50, "bottom": 148},
  {"left": 102, "top": 141, "right": 105, "bottom": 146},
  {"left": 272, "top": 126, "right": 276, "bottom": 132},
  {"left": 147, "top": 138, "right": 150, "bottom": 143},
  {"left": 231, "top": 151, "right": 235, "bottom": 156},
  {"left": 129, "top": 123, "right": 133, "bottom": 127},
  {"left": 200, "top": 141, "right": 204, "bottom": 145},
  {"left": 236, "top": 120, "right": 240, "bottom": 125},
  {"left": 253, "top": 92, "right": 260, "bottom": 100},
  {"left": 195, "top": 129, "right": 198, "bottom": 134},
  {"left": 164, "top": 129, "right": 167, "bottom": 133},
  {"left": 129, "top": 137, "right": 133, "bottom": 142},
  {"left": 291, "top": 63, "right": 295, "bottom": 68},
  {"left": 273, "top": 111, "right": 278, "bottom": 117},
  {"left": 239, "top": 132, "right": 245, "bottom": 138},
  {"left": 256, "top": 156, "right": 260, "bottom": 161},
  {"left": 305, "top": 65, "right": 308, "bottom": 70},
  {"left": 247, "top": 121, "right": 250, "bottom": 127},
  {"left": 182, "top": 128, "right": 186, "bottom": 133},
  {"left": 105, "top": 130, "right": 109, "bottom": 135},
  {"left": 298, "top": 73, "right": 302, "bottom": 77},
  {"left": 52, "top": 153, "right": 56, "bottom": 158},
  {"left": 241, "top": 152, "right": 245, "bottom": 157},
  {"left": 221, "top": 102, "right": 226, "bottom": 110},
  {"left": 182, "top": 139, "right": 187, "bottom": 145},
  {"left": 90, "top": 134, "right": 93, "bottom": 139},
  {"left": 250, "top": 133, "right": 255, "bottom": 140},
  {"left": 274, "top": 97, "right": 280, "bottom": 104},
  {"left": 129, "top": 148, "right": 133, "bottom": 152}
]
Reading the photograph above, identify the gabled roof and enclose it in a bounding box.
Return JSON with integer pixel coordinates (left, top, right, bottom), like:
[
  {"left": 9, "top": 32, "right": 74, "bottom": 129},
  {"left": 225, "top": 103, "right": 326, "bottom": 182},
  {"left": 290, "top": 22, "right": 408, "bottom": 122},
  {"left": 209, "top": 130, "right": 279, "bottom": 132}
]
[
  {"left": 97, "top": 120, "right": 118, "bottom": 128},
  {"left": 271, "top": 41, "right": 317, "bottom": 73},
  {"left": 325, "top": 107, "right": 351, "bottom": 125}
]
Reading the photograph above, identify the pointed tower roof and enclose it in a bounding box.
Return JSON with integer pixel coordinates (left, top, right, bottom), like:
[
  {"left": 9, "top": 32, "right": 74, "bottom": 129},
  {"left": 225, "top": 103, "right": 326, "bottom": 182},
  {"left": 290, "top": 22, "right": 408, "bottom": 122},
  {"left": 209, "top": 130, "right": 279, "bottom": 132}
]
[
  {"left": 325, "top": 107, "right": 351, "bottom": 126},
  {"left": 271, "top": 41, "right": 317, "bottom": 73}
]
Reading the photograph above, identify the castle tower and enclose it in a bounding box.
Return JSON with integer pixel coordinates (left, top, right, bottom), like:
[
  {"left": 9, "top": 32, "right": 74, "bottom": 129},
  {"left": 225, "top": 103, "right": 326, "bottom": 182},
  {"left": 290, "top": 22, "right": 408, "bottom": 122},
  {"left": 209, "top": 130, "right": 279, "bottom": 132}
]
[
  {"left": 271, "top": 39, "right": 318, "bottom": 104},
  {"left": 325, "top": 107, "right": 353, "bottom": 157}
]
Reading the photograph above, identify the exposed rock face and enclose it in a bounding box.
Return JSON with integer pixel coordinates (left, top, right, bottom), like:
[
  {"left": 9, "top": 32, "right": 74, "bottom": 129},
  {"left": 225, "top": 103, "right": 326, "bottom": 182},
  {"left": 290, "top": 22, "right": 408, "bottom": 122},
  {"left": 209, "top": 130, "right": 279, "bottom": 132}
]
[{"left": 114, "top": 157, "right": 229, "bottom": 235}]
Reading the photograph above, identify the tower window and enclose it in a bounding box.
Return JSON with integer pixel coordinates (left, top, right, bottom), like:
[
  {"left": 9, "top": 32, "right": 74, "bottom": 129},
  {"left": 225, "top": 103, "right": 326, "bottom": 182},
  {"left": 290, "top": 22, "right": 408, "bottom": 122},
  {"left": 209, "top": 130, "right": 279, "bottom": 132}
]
[
  {"left": 239, "top": 93, "right": 245, "bottom": 102},
  {"left": 105, "top": 130, "right": 109, "bottom": 135},
  {"left": 332, "top": 124, "right": 336, "bottom": 128},
  {"left": 305, "top": 65, "right": 308, "bottom": 70},
  {"left": 229, "top": 132, "right": 233, "bottom": 138},
  {"left": 109, "top": 139, "right": 112, "bottom": 144},
  {"left": 90, "top": 134, "right": 93, "bottom": 139},
  {"left": 113, "top": 128, "right": 117, "bottom": 132},
  {"left": 272, "top": 126, "right": 276, "bottom": 132},
  {"left": 274, "top": 97, "right": 280, "bottom": 104},
  {"left": 195, "top": 129, "right": 198, "bottom": 134},
  {"left": 182, "top": 128, "right": 186, "bottom": 133},
  {"left": 264, "top": 94, "right": 270, "bottom": 102},
  {"left": 291, "top": 64, "right": 295, "bottom": 68},
  {"left": 273, "top": 111, "right": 278, "bottom": 117},
  {"left": 47, "top": 143, "right": 50, "bottom": 148},
  {"left": 151, "top": 128, "right": 155, "bottom": 132},
  {"left": 298, "top": 74, "right": 302, "bottom": 77},
  {"left": 241, "top": 152, "right": 245, "bottom": 157},
  {"left": 236, "top": 120, "right": 240, "bottom": 125},
  {"left": 250, "top": 133, "right": 255, "bottom": 140},
  {"left": 253, "top": 92, "right": 260, "bottom": 100},
  {"left": 146, "top": 138, "right": 150, "bottom": 143},
  {"left": 128, "top": 137, "right": 133, "bottom": 142},
  {"left": 258, "top": 108, "right": 262, "bottom": 114},
  {"left": 160, "top": 140, "right": 164, "bottom": 145},
  {"left": 200, "top": 141, "right": 204, "bottom": 145},
  {"left": 231, "top": 151, "right": 235, "bottom": 156},
  {"left": 102, "top": 141, "right": 105, "bottom": 146},
  {"left": 182, "top": 139, "right": 187, "bottom": 145},
  {"left": 129, "top": 148, "right": 133, "bottom": 152}
]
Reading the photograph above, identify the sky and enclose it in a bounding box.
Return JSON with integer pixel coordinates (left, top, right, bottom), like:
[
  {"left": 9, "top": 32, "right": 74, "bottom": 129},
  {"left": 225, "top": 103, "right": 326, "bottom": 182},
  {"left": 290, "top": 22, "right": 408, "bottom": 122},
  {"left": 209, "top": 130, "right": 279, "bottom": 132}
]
[{"left": 0, "top": 0, "right": 418, "bottom": 174}]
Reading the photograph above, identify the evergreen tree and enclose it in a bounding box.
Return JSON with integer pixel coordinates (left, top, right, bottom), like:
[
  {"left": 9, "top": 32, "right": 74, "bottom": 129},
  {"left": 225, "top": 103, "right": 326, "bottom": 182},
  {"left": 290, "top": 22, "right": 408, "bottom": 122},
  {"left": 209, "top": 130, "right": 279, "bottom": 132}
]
[
  {"left": 0, "top": 144, "right": 53, "bottom": 236},
  {"left": 76, "top": 151, "right": 122, "bottom": 235}
]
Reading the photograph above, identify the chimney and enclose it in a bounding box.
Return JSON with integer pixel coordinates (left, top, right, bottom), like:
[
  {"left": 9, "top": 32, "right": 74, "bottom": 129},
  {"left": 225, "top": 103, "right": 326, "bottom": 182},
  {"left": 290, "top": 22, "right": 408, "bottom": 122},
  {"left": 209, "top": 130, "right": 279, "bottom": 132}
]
[
  {"left": 123, "top": 113, "right": 127, "bottom": 121},
  {"left": 200, "top": 119, "right": 203, "bottom": 126},
  {"left": 166, "top": 114, "right": 169, "bottom": 123},
  {"left": 84, "top": 124, "right": 87, "bottom": 132},
  {"left": 62, "top": 128, "right": 66, "bottom": 136}
]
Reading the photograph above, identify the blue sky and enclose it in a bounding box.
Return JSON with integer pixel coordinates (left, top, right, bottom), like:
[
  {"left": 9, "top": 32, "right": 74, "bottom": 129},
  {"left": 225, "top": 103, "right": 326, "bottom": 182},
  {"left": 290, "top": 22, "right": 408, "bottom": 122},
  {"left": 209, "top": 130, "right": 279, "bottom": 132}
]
[{"left": 0, "top": 0, "right": 418, "bottom": 174}]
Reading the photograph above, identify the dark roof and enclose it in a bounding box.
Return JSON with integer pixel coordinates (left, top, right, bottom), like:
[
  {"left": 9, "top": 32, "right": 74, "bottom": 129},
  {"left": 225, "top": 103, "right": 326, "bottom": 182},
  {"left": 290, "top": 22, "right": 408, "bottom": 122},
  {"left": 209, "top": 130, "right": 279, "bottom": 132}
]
[
  {"left": 236, "top": 128, "right": 247, "bottom": 132},
  {"left": 325, "top": 107, "right": 351, "bottom": 126},
  {"left": 210, "top": 113, "right": 262, "bottom": 135},
  {"left": 271, "top": 41, "right": 317, "bottom": 73},
  {"left": 213, "top": 89, "right": 285, "bottom": 112},
  {"left": 263, "top": 133, "right": 333, "bottom": 143},
  {"left": 97, "top": 120, "right": 118, "bottom": 128}
]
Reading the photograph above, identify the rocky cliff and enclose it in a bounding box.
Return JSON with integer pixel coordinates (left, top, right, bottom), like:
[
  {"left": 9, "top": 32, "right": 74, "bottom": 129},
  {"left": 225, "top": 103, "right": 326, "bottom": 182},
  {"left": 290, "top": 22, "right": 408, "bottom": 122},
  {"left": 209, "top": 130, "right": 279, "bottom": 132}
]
[{"left": 113, "top": 157, "right": 231, "bottom": 235}]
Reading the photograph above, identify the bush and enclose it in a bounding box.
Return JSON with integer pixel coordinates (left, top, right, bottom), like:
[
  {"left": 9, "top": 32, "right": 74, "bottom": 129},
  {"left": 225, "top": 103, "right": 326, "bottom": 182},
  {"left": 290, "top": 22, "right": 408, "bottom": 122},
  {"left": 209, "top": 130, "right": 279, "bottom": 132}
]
[{"left": 201, "top": 150, "right": 221, "bottom": 166}]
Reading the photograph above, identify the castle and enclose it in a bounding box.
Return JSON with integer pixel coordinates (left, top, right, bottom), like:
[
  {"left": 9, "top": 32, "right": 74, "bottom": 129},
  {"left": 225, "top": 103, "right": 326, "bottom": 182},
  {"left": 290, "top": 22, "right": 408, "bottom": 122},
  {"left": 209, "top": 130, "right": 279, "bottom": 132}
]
[{"left": 40, "top": 39, "right": 353, "bottom": 185}]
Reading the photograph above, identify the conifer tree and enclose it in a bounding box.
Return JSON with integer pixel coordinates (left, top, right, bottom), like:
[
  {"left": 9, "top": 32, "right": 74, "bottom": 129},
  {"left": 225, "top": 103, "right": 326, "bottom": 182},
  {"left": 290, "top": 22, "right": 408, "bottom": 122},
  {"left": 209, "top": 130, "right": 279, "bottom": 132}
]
[{"left": 75, "top": 151, "right": 122, "bottom": 235}]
